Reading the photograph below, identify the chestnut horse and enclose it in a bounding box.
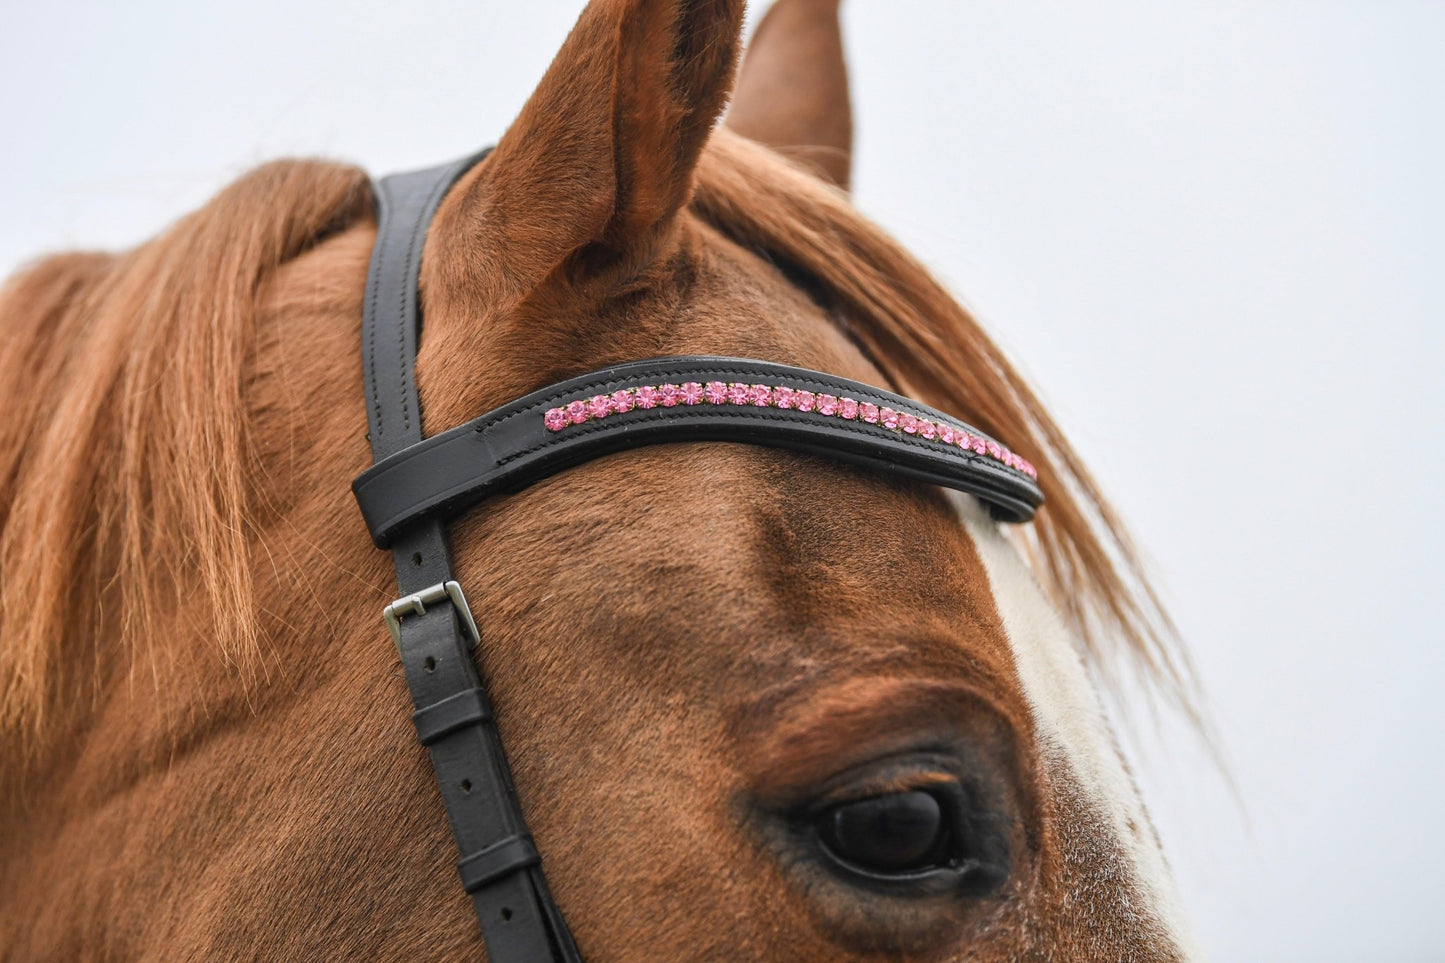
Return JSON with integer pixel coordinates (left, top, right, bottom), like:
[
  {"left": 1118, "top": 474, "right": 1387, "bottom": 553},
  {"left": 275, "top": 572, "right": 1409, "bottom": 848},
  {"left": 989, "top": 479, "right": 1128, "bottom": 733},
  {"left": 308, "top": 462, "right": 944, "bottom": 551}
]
[{"left": 0, "top": 0, "right": 1196, "bottom": 958}]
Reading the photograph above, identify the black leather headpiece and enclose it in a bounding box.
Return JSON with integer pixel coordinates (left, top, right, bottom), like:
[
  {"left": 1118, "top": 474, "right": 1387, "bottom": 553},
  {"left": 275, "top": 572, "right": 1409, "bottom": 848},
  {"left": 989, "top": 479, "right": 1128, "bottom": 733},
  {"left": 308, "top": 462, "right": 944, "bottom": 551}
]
[{"left": 353, "top": 152, "right": 1042, "bottom": 961}]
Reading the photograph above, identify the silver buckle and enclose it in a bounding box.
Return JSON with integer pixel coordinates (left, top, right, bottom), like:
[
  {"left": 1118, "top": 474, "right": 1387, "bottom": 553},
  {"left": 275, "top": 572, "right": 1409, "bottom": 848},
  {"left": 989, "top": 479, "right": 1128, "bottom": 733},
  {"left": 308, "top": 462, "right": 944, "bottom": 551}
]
[{"left": 383, "top": 580, "right": 481, "bottom": 650}]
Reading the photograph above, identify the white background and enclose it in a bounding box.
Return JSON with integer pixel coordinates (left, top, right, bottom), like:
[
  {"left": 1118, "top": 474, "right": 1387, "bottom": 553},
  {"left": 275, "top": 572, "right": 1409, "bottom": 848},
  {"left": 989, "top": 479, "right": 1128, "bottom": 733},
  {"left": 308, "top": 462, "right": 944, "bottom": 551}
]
[{"left": 2, "top": 2, "right": 1440, "bottom": 959}]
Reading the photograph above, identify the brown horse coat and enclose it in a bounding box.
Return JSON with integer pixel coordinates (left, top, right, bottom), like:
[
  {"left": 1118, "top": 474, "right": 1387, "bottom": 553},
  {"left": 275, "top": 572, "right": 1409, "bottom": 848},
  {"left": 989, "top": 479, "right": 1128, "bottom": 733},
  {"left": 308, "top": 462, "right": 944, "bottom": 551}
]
[{"left": 0, "top": 0, "right": 1194, "bottom": 958}]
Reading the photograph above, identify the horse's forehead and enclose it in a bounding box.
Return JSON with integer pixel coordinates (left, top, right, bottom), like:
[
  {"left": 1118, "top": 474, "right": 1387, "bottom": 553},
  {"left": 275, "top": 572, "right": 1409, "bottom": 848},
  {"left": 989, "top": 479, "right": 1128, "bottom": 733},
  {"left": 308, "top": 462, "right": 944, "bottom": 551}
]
[{"left": 948, "top": 492, "right": 1198, "bottom": 955}]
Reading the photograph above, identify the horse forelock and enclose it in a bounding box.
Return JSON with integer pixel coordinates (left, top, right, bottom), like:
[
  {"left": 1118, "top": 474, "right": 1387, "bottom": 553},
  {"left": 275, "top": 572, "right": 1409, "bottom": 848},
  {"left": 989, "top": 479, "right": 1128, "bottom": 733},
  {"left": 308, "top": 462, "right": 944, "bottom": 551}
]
[{"left": 693, "top": 132, "right": 1193, "bottom": 718}]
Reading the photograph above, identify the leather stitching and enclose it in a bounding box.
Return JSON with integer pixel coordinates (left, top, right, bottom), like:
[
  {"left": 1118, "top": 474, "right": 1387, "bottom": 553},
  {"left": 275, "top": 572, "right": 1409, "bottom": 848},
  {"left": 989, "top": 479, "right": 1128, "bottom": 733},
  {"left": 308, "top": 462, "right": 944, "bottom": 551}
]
[
  {"left": 395, "top": 176, "right": 442, "bottom": 435},
  {"left": 363, "top": 185, "right": 390, "bottom": 438}
]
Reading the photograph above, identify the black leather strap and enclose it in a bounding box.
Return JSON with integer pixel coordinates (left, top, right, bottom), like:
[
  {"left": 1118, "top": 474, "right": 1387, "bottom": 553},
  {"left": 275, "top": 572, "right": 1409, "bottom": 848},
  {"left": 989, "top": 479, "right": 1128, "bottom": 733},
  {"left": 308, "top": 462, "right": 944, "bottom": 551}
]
[
  {"left": 360, "top": 154, "right": 582, "bottom": 962},
  {"left": 353, "top": 357, "right": 1043, "bottom": 547},
  {"left": 362, "top": 153, "right": 485, "bottom": 459}
]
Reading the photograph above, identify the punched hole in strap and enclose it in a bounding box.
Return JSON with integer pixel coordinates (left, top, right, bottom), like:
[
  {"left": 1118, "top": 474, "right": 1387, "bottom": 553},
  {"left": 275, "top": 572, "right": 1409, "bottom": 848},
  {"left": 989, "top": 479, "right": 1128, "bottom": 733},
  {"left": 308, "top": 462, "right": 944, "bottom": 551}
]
[
  {"left": 458, "top": 834, "right": 541, "bottom": 893},
  {"left": 413, "top": 687, "right": 493, "bottom": 746}
]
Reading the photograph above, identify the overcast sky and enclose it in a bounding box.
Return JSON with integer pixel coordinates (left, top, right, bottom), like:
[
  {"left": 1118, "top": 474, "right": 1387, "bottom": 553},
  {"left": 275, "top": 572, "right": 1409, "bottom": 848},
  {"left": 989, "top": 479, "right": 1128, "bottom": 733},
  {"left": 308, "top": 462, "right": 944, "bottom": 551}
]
[{"left": 2, "top": 2, "right": 1441, "bottom": 959}]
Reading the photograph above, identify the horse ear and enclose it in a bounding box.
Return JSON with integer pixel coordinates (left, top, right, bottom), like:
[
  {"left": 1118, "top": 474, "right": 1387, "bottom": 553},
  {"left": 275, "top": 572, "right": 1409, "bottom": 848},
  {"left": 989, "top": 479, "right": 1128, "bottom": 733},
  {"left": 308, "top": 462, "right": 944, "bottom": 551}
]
[
  {"left": 434, "top": 0, "right": 745, "bottom": 306},
  {"left": 725, "top": 0, "right": 853, "bottom": 190}
]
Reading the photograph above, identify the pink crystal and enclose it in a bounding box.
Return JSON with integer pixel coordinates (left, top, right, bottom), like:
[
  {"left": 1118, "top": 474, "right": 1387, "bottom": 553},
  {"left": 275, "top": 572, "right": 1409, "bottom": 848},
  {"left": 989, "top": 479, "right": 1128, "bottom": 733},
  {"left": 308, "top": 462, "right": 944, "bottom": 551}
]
[
  {"left": 681, "top": 382, "right": 704, "bottom": 405},
  {"left": 900, "top": 413, "right": 919, "bottom": 434},
  {"left": 588, "top": 395, "right": 612, "bottom": 419},
  {"left": 839, "top": 398, "right": 859, "bottom": 420},
  {"left": 880, "top": 407, "right": 900, "bottom": 430},
  {"left": 938, "top": 425, "right": 957, "bottom": 445},
  {"left": 987, "top": 441, "right": 1002, "bottom": 459},
  {"left": 749, "top": 385, "right": 772, "bottom": 406},
  {"left": 659, "top": 384, "right": 681, "bottom": 407},
  {"left": 972, "top": 436, "right": 987, "bottom": 454},
  {"left": 565, "top": 400, "right": 588, "bottom": 425},
  {"left": 728, "top": 383, "right": 750, "bottom": 405},
  {"left": 610, "top": 389, "right": 635, "bottom": 413},
  {"left": 636, "top": 386, "right": 660, "bottom": 409},
  {"left": 544, "top": 408, "right": 568, "bottom": 431},
  {"left": 704, "top": 381, "right": 729, "bottom": 404},
  {"left": 956, "top": 432, "right": 971, "bottom": 451},
  {"left": 795, "top": 390, "right": 816, "bottom": 412},
  {"left": 859, "top": 402, "right": 879, "bottom": 424},
  {"left": 773, "top": 386, "right": 796, "bottom": 409},
  {"left": 919, "top": 420, "right": 938, "bottom": 440},
  {"left": 817, "top": 394, "right": 839, "bottom": 416}
]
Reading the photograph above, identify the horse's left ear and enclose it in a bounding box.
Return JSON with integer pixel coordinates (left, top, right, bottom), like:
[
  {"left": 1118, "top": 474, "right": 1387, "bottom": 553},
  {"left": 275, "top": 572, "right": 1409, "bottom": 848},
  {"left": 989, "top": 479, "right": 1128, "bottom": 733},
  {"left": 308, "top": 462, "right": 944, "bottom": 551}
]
[
  {"left": 725, "top": 0, "right": 853, "bottom": 190},
  {"left": 428, "top": 0, "right": 744, "bottom": 315}
]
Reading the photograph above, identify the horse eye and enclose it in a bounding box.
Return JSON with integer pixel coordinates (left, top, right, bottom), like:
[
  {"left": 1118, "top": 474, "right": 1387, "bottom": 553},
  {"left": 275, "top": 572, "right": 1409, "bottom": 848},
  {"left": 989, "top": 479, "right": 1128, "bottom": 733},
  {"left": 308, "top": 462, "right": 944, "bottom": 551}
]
[{"left": 815, "top": 790, "right": 950, "bottom": 876}]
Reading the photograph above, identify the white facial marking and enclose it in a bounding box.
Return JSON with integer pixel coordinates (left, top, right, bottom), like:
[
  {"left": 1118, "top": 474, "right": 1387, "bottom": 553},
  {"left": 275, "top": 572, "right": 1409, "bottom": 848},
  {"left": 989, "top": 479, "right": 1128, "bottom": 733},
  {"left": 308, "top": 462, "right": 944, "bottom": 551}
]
[{"left": 946, "top": 492, "right": 1197, "bottom": 957}]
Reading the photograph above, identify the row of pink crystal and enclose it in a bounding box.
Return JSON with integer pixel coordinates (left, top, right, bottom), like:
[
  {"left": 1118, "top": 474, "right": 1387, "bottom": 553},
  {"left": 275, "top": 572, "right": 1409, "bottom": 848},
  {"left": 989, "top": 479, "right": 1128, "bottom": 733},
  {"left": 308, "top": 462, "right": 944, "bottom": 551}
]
[{"left": 543, "top": 381, "right": 1037, "bottom": 478}]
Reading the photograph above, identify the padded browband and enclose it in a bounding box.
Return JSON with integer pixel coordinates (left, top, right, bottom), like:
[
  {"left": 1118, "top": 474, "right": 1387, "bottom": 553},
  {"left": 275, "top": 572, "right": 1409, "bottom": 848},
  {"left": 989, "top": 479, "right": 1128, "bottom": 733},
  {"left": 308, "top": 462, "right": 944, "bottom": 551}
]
[{"left": 353, "top": 356, "right": 1044, "bottom": 547}]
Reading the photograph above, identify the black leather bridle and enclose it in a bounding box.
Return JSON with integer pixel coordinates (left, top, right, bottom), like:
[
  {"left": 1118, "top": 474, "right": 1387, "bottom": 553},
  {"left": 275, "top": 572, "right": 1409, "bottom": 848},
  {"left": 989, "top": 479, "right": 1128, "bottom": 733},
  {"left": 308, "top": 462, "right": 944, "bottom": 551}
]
[{"left": 352, "top": 153, "right": 1042, "bottom": 961}]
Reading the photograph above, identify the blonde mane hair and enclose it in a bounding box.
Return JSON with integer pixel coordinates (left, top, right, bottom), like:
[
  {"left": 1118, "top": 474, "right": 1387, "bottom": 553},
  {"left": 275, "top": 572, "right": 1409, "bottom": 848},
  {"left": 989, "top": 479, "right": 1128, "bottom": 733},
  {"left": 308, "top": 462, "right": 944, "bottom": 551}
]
[{"left": 0, "top": 137, "right": 1189, "bottom": 750}]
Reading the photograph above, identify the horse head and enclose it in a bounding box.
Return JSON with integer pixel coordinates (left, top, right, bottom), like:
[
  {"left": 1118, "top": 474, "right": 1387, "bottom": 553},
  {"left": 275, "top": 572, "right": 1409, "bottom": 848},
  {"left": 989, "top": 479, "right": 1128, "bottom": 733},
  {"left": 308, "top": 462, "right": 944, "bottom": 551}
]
[{"left": 0, "top": 0, "right": 1194, "bottom": 958}]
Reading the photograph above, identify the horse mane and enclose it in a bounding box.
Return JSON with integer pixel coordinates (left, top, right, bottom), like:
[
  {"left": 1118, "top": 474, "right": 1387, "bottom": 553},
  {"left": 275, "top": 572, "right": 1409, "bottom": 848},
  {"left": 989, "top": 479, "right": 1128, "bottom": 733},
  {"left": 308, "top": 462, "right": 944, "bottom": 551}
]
[
  {"left": 0, "top": 160, "right": 372, "bottom": 744},
  {"left": 0, "top": 136, "right": 1191, "bottom": 751},
  {"left": 694, "top": 131, "right": 1192, "bottom": 715}
]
